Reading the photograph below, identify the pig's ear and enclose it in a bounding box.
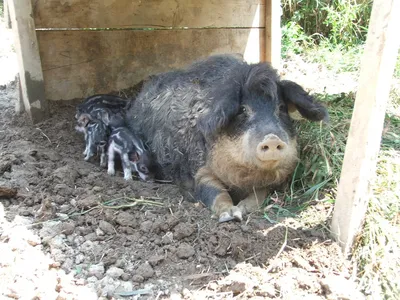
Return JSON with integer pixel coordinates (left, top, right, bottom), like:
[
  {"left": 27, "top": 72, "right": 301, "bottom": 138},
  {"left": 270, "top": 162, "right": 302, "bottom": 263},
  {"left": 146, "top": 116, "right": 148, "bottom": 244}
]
[
  {"left": 197, "top": 79, "right": 241, "bottom": 138},
  {"left": 279, "top": 80, "right": 329, "bottom": 122}
]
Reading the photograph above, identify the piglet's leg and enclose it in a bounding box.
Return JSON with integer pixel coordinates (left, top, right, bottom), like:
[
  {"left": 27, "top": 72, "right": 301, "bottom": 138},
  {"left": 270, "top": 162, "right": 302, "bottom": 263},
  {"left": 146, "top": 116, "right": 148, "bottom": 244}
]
[
  {"left": 99, "top": 142, "right": 107, "bottom": 168},
  {"left": 84, "top": 138, "right": 94, "bottom": 161},
  {"left": 237, "top": 188, "right": 267, "bottom": 215},
  {"left": 121, "top": 153, "right": 132, "bottom": 181},
  {"left": 195, "top": 167, "right": 242, "bottom": 222},
  {"left": 107, "top": 143, "right": 116, "bottom": 176}
]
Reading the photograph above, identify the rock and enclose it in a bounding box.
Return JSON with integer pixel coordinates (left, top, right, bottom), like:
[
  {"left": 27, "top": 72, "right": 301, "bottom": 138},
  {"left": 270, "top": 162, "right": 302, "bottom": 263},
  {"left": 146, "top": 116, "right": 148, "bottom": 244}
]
[
  {"left": 80, "top": 240, "right": 94, "bottom": 253},
  {"left": 48, "top": 235, "right": 66, "bottom": 250},
  {"left": 148, "top": 255, "right": 164, "bottom": 267},
  {"left": 92, "top": 186, "right": 103, "bottom": 192},
  {"left": 173, "top": 223, "right": 195, "bottom": 240},
  {"left": 114, "top": 281, "right": 134, "bottom": 295},
  {"left": 53, "top": 166, "right": 78, "bottom": 185},
  {"left": 106, "top": 267, "right": 124, "bottom": 279},
  {"left": 61, "top": 222, "right": 75, "bottom": 235},
  {"left": 98, "top": 220, "right": 115, "bottom": 234},
  {"left": 39, "top": 221, "right": 62, "bottom": 243},
  {"left": 140, "top": 220, "right": 153, "bottom": 233},
  {"left": 77, "top": 195, "right": 100, "bottom": 209},
  {"left": 75, "top": 254, "right": 86, "bottom": 264},
  {"left": 132, "top": 275, "right": 144, "bottom": 283},
  {"left": 84, "top": 233, "right": 99, "bottom": 241},
  {"left": 320, "top": 275, "right": 365, "bottom": 300},
  {"left": 96, "top": 228, "right": 105, "bottom": 236},
  {"left": 176, "top": 243, "right": 195, "bottom": 259},
  {"left": 121, "top": 273, "right": 130, "bottom": 281},
  {"left": 116, "top": 212, "right": 135, "bottom": 227},
  {"left": 88, "top": 263, "right": 105, "bottom": 279},
  {"left": 136, "top": 262, "right": 154, "bottom": 279},
  {"left": 162, "top": 232, "right": 173, "bottom": 245}
]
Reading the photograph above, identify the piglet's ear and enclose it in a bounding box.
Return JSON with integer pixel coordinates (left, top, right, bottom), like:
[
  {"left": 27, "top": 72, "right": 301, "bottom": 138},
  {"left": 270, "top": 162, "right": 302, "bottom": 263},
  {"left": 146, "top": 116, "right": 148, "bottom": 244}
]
[
  {"left": 279, "top": 80, "right": 329, "bottom": 122},
  {"left": 197, "top": 77, "right": 241, "bottom": 138}
]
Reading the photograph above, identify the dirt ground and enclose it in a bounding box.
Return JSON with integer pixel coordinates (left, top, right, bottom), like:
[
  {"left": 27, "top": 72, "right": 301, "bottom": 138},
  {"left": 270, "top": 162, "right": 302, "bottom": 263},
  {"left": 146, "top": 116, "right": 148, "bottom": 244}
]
[{"left": 0, "top": 17, "right": 365, "bottom": 300}]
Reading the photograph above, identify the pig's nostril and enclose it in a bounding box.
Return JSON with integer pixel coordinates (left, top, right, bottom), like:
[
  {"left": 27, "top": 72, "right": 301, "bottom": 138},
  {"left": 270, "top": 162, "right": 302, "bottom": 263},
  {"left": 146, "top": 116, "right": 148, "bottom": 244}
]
[
  {"left": 261, "top": 145, "right": 269, "bottom": 151},
  {"left": 277, "top": 145, "right": 282, "bottom": 150}
]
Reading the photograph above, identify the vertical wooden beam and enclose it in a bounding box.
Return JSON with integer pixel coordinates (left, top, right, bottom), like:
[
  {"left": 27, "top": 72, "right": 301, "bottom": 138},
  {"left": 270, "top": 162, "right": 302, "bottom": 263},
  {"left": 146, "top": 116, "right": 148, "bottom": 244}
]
[
  {"left": 331, "top": 0, "right": 400, "bottom": 256},
  {"left": 8, "top": 0, "right": 49, "bottom": 124},
  {"left": 265, "top": 0, "right": 281, "bottom": 69},
  {"left": 4, "top": 0, "right": 12, "bottom": 29}
]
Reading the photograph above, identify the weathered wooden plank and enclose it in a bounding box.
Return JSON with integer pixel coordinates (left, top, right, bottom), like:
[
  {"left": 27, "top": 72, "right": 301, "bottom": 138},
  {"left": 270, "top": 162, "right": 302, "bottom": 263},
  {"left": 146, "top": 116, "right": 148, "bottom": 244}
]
[
  {"left": 32, "top": 0, "right": 265, "bottom": 29},
  {"left": 331, "top": 0, "right": 400, "bottom": 256},
  {"left": 8, "top": 0, "right": 49, "bottom": 123},
  {"left": 4, "top": 0, "right": 12, "bottom": 29},
  {"left": 265, "top": 0, "right": 281, "bottom": 68},
  {"left": 37, "top": 29, "right": 265, "bottom": 101}
]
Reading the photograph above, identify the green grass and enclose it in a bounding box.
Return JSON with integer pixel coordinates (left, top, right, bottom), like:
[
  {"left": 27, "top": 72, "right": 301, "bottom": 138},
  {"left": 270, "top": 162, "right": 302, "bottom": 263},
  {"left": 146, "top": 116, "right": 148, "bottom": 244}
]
[{"left": 264, "top": 44, "right": 400, "bottom": 297}]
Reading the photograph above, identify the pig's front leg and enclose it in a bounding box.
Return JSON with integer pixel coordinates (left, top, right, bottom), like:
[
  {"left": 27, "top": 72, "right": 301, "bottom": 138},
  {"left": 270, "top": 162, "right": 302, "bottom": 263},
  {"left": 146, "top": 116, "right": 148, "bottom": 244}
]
[
  {"left": 84, "top": 138, "right": 94, "bottom": 161},
  {"left": 107, "top": 142, "right": 116, "bottom": 176},
  {"left": 120, "top": 153, "right": 132, "bottom": 181},
  {"left": 195, "top": 166, "right": 242, "bottom": 222},
  {"left": 99, "top": 142, "right": 107, "bottom": 168}
]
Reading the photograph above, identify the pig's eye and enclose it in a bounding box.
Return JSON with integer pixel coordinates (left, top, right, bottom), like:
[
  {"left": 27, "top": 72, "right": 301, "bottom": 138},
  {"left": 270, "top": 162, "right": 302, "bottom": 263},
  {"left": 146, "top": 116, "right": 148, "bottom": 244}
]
[
  {"left": 238, "top": 105, "right": 247, "bottom": 115},
  {"left": 278, "top": 103, "right": 287, "bottom": 113}
]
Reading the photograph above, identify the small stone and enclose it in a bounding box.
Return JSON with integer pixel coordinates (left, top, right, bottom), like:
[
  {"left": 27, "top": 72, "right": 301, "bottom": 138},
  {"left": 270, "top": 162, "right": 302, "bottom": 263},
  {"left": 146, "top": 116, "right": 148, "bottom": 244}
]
[
  {"left": 106, "top": 266, "right": 124, "bottom": 279},
  {"left": 176, "top": 243, "right": 195, "bottom": 259},
  {"left": 75, "top": 254, "right": 86, "bottom": 264},
  {"left": 148, "top": 255, "right": 164, "bottom": 267},
  {"left": 81, "top": 240, "right": 94, "bottom": 252},
  {"left": 116, "top": 212, "right": 135, "bottom": 227},
  {"left": 77, "top": 195, "right": 99, "bottom": 209},
  {"left": 115, "top": 259, "right": 126, "bottom": 269},
  {"left": 136, "top": 262, "right": 154, "bottom": 279},
  {"left": 96, "top": 228, "right": 105, "bottom": 236},
  {"left": 98, "top": 220, "right": 115, "bottom": 234},
  {"left": 84, "top": 233, "right": 99, "bottom": 241},
  {"left": 162, "top": 232, "right": 173, "bottom": 244},
  {"left": 121, "top": 273, "right": 130, "bottom": 281},
  {"left": 61, "top": 222, "right": 75, "bottom": 235},
  {"left": 92, "top": 186, "right": 103, "bottom": 192},
  {"left": 140, "top": 220, "right": 153, "bottom": 233},
  {"left": 49, "top": 235, "right": 66, "bottom": 250},
  {"left": 132, "top": 275, "right": 144, "bottom": 283},
  {"left": 173, "top": 223, "right": 195, "bottom": 240},
  {"left": 88, "top": 263, "right": 105, "bottom": 279},
  {"left": 114, "top": 281, "right": 134, "bottom": 294}
]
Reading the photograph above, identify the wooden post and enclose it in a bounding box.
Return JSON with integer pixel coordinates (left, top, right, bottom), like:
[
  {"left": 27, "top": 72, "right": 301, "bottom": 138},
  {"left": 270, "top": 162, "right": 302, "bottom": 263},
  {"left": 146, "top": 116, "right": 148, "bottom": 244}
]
[
  {"left": 4, "top": 0, "right": 12, "bottom": 29},
  {"left": 8, "top": 0, "right": 49, "bottom": 124},
  {"left": 331, "top": 0, "right": 400, "bottom": 256},
  {"left": 265, "top": 0, "right": 281, "bottom": 69}
]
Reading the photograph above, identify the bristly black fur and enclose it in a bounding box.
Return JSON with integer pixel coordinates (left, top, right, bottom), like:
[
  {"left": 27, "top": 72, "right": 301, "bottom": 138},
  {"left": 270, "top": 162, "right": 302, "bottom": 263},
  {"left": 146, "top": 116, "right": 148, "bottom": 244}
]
[{"left": 125, "top": 54, "right": 329, "bottom": 193}]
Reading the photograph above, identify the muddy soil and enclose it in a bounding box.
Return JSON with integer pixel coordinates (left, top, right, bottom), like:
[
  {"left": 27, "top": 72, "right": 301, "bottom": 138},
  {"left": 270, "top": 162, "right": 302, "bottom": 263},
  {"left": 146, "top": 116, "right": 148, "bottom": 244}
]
[{"left": 0, "top": 17, "right": 364, "bottom": 300}]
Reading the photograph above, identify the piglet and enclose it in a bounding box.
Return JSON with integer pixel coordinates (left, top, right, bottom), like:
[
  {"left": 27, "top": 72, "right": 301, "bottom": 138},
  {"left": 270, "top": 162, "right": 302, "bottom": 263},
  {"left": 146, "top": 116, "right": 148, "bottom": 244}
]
[
  {"left": 107, "top": 127, "right": 154, "bottom": 181},
  {"left": 82, "top": 117, "right": 110, "bottom": 167},
  {"left": 75, "top": 94, "right": 128, "bottom": 120}
]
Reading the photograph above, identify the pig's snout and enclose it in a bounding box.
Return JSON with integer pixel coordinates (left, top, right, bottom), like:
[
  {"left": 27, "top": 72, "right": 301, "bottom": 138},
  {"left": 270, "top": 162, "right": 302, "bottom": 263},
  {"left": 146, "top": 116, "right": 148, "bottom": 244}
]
[{"left": 256, "top": 134, "right": 287, "bottom": 162}]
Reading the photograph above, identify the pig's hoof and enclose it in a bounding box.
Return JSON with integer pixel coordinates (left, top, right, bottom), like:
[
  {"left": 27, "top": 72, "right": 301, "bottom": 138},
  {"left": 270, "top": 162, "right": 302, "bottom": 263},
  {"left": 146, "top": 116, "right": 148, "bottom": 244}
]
[
  {"left": 107, "top": 169, "right": 115, "bottom": 176},
  {"left": 124, "top": 175, "right": 132, "bottom": 181},
  {"left": 100, "top": 162, "right": 106, "bottom": 168},
  {"left": 218, "top": 207, "right": 243, "bottom": 223}
]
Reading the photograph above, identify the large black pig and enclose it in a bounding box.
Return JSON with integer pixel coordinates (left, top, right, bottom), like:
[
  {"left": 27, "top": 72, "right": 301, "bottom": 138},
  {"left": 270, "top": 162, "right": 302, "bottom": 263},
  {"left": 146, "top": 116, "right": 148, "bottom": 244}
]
[{"left": 126, "top": 54, "right": 328, "bottom": 222}]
